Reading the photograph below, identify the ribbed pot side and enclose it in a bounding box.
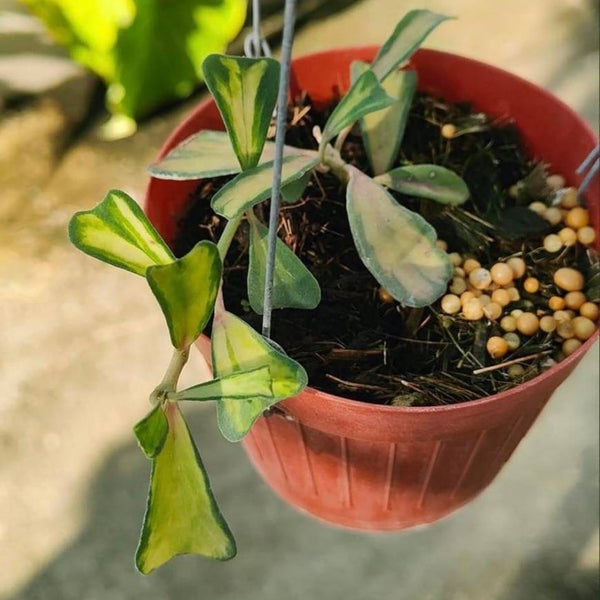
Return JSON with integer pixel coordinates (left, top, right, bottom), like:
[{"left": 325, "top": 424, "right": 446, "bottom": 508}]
[{"left": 146, "top": 48, "right": 599, "bottom": 531}]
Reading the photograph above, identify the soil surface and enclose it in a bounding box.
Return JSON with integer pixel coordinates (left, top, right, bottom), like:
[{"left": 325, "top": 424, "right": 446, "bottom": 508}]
[{"left": 175, "top": 93, "right": 595, "bottom": 406}]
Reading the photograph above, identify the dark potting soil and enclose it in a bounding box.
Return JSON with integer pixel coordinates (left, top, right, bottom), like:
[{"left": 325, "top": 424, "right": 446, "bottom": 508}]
[{"left": 174, "top": 92, "right": 598, "bottom": 406}]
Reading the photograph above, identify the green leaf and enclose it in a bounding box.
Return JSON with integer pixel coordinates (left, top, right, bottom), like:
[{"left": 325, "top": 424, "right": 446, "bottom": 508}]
[
  {"left": 351, "top": 61, "right": 416, "bottom": 175},
  {"left": 134, "top": 405, "right": 168, "bottom": 459},
  {"left": 68, "top": 189, "right": 174, "bottom": 276},
  {"left": 148, "top": 131, "right": 315, "bottom": 181},
  {"left": 171, "top": 366, "right": 274, "bottom": 402},
  {"left": 202, "top": 54, "right": 280, "bottom": 171},
  {"left": 375, "top": 165, "right": 470, "bottom": 205},
  {"left": 346, "top": 166, "right": 452, "bottom": 307},
  {"left": 247, "top": 213, "right": 321, "bottom": 314},
  {"left": 281, "top": 172, "right": 311, "bottom": 204},
  {"left": 136, "top": 404, "right": 236, "bottom": 574},
  {"left": 24, "top": 0, "right": 246, "bottom": 121},
  {"left": 146, "top": 241, "right": 221, "bottom": 349},
  {"left": 371, "top": 9, "right": 452, "bottom": 81},
  {"left": 321, "top": 69, "right": 395, "bottom": 148},
  {"left": 211, "top": 155, "right": 319, "bottom": 219},
  {"left": 211, "top": 309, "right": 307, "bottom": 441}
]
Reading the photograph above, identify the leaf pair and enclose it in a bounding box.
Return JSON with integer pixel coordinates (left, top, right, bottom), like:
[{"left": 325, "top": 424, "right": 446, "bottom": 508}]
[{"left": 69, "top": 190, "right": 221, "bottom": 350}]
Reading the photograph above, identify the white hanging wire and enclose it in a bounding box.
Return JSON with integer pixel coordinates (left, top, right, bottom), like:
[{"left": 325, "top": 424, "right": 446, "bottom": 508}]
[
  {"left": 244, "top": 0, "right": 272, "bottom": 57},
  {"left": 261, "top": 0, "right": 297, "bottom": 339}
]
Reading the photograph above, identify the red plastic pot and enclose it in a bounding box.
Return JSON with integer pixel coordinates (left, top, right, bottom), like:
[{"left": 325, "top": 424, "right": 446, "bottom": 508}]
[{"left": 146, "top": 48, "right": 599, "bottom": 530}]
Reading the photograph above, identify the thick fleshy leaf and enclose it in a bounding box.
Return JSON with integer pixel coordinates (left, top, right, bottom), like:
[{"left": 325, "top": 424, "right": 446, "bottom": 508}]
[
  {"left": 346, "top": 166, "right": 452, "bottom": 307},
  {"left": 69, "top": 189, "right": 174, "bottom": 276},
  {"left": 247, "top": 214, "right": 321, "bottom": 314},
  {"left": 202, "top": 54, "right": 279, "bottom": 171},
  {"left": 351, "top": 61, "right": 416, "bottom": 175},
  {"left": 375, "top": 165, "right": 469, "bottom": 205},
  {"left": 134, "top": 405, "right": 168, "bottom": 459},
  {"left": 321, "top": 69, "right": 395, "bottom": 148},
  {"left": 135, "top": 404, "right": 235, "bottom": 574},
  {"left": 148, "top": 131, "right": 313, "bottom": 180},
  {"left": 171, "top": 366, "right": 273, "bottom": 402},
  {"left": 371, "top": 10, "right": 451, "bottom": 81},
  {"left": 211, "top": 155, "right": 319, "bottom": 219},
  {"left": 146, "top": 241, "right": 221, "bottom": 349},
  {"left": 211, "top": 309, "right": 307, "bottom": 441}
]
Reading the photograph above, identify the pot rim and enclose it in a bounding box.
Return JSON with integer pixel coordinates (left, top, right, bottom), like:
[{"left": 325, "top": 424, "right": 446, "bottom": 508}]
[{"left": 147, "top": 46, "right": 599, "bottom": 416}]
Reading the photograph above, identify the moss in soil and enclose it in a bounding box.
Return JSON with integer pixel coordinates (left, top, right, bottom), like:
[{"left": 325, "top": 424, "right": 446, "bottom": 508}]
[{"left": 174, "top": 92, "right": 598, "bottom": 406}]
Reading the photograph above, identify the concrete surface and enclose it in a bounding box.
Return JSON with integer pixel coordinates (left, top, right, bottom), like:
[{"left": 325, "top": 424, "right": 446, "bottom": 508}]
[{"left": 0, "top": 0, "right": 598, "bottom": 599}]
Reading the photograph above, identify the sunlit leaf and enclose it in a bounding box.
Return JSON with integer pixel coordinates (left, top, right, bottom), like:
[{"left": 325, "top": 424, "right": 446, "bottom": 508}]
[
  {"left": 113, "top": 0, "right": 246, "bottom": 119},
  {"left": 24, "top": 0, "right": 247, "bottom": 121},
  {"left": 171, "top": 366, "right": 273, "bottom": 402},
  {"left": 371, "top": 9, "right": 451, "bottom": 81},
  {"left": 202, "top": 54, "right": 279, "bottom": 171},
  {"left": 346, "top": 166, "right": 452, "bottom": 307},
  {"left": 211, "top": 155, "right": 319, "bottom": 219},
  {"left": 134, "top": 404, "right": 168, "bottom": 459},
  {"left": 211, "top": 309, "right": 307, "bottom": 441},
  {"left": 68, "top": 189, "right": 174, "bottom": 276},
  {"left": 247, "top": 213, "right": 321, "bottom": 314},
  {"left": 148, "top": 131, "right": 314, "bottom": 180},
  {"left": 375, "top": 164, "right": 469, "bottom": 205},
  {"left": 321, "top": 69, "right": 395, "bottom": 148},
  {"left": 146, "top": 241, "right": 221, "bottom": 349},
  {"left": 351, "top": 61, "right": 416, "bottom": 175},
  {"left": 135, "top": 404, "right": 235, "bottom": 574}
]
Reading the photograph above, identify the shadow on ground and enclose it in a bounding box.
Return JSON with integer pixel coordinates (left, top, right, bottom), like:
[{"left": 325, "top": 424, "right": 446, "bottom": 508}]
[{"left": 9, "top": 402, "right": 599, "bottom": 600}]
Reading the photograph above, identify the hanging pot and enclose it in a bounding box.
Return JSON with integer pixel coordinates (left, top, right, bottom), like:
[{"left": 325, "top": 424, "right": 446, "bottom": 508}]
[{"left": 145, "top": 47, "right": 599, "bottom": 530}]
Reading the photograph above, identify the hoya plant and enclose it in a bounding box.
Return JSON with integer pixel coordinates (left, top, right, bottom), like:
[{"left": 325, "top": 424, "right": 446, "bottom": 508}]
[{"left": 68, "top": 9, "right": 468, "bottom": 573}]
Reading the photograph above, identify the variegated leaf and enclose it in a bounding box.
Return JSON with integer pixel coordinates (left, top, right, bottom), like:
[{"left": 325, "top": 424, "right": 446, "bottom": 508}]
[
  {"left": 346, "top": 166, "right": 452, "bottom": 307},
  {"left": 351, "top": 61, "right": 416, "bottom": 175},
  {"left": 202, "top": 54, "right": 279, "bottom": 171},
  {"left": 375, "top": 164, "right": 469, "bottom": 205},
  {"left": 211, "top": 154, "right": 319, "bottom": 219},
  {"left": 211, "top": 308, "right": 307, "bottom": 441},
  {"left": 146, "top": 241, "right": 221, "bottom": 349},
  {"left": 247, "top": 213, "right": 321, "bottom": 314},
  {"left": 69, "top": 189, "right": 174, "bottom": 276},
  {"left": 171, "top": 366, "right": 273, "bottom": 402},
  {"left": 134, "top": 405, "right": 169, "bottom": 459},
  {"left": 135, "top": 403, "right": 236, "bottom": 574},
  {"left": 148, "top": 130, "right": 312, "bottom": 181},
  {"left": 321, "top": 69, "right": 395, "bottom": 148},
  {"left": 371, "top": 10, "right": 451, "bottom": 81}
]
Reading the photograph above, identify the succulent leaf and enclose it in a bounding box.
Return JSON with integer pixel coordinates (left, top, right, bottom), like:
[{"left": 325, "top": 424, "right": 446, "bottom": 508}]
[
  {"left": 247, "top": 213, "right": 321, "bottom": 314},
  {"left": 202, "top": 54, "right": 279, "bottom": 171},
  {"left": 146, "top": 241, "right": 222, "bottom": 349},
  {"left": 68, "top": 189, "right": 174, "bottom": 276},
  {"left": 172, "top": 366, "right": 274, "bottom": 402},
  {"left": 371, "top": 9, "right": 451, "bottom": 81},
  {"left": 351, "top": 61, "right": 416, "bottom": 175},
  {"left": 135, "top": 404, "right": 236, "bottom": 574},
  {"left": 134, "top": 405, "right": 169, "bottom": 459},
  {"left": 321, "top": 69, "right": 395, "bottom": 148},
  {"left": 211, "top": 154, "right": 319, "bottom": 220},
  {"left": 375, "top": 164, "right": 470, "bottom": 205},
  {"left": 211, "top": 308, "right": 307, "bottom": 441},
  {"left": 346, "top": 166, "right": 452, "bottom": 307}
]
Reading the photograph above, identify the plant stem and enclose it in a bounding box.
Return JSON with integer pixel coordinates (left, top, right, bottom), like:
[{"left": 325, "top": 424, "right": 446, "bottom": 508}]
[
  {"left": 216, "top": 215, "right": 242, "bottom": 262},
  {"left": 150, "top": 347, "right": 190, "bottom": 405}
]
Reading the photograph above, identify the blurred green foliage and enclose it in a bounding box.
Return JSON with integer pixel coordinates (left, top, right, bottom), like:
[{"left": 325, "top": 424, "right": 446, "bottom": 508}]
[{"left": 21, "top": 0, "right": 247, "bottom": 124}]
